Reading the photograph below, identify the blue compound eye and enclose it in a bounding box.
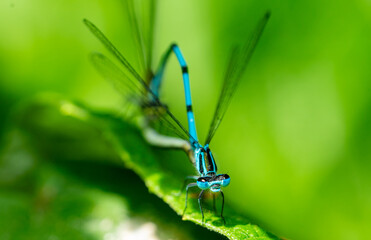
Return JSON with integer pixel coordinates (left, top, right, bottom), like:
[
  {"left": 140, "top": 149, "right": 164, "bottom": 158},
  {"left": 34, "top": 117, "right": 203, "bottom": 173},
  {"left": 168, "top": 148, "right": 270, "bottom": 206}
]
[
  {"left": 197, "top": 177, "right": 210, "bottom": 190},
  {"left": 221, "top": 174, "right": 230, "bottom": 187}
]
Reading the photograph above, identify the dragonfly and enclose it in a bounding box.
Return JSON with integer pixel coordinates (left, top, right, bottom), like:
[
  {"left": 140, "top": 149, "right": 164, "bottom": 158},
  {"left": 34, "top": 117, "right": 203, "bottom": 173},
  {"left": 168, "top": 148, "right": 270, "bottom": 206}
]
[{"left": 84, "top": 0, "right": 270, "bottom": 225}]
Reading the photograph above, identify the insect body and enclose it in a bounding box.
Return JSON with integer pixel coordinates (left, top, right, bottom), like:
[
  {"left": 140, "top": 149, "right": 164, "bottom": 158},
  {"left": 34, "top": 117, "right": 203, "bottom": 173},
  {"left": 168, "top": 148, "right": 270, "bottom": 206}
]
[{"left": 149, "top": 14, "right": 270, "bottom": 221}]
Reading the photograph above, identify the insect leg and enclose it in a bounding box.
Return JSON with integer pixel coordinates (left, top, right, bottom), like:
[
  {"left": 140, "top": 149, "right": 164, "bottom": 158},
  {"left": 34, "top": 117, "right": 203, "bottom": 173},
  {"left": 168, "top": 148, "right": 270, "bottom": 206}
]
[
  {"left": 182, "top": 182, "right": 198, "bottom": 218},
  {"left": 220, "top": 190, "right": 226, "bottom": 225},
  {"left": 198, "top": 190, "right": 205, "bottom": 224}
]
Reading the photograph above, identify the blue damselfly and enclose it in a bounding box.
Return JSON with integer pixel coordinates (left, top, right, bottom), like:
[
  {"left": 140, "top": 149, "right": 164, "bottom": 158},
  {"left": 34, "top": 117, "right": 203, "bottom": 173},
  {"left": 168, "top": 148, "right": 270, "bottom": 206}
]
[{"left": 84, "top": 0, "right": 270, "bottom": 225}]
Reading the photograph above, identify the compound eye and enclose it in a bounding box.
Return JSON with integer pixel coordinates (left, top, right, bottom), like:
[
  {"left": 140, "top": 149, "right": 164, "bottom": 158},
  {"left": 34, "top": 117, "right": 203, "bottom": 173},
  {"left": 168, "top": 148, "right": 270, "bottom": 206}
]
[
  {"left": 197, "top": 177, "right": 210, "bottom": 189},
  {"left": 221, "top": 174, "right": 230, "bottom": 187},
  {"left": 198, "top": 177, "right": 208, "bottom": 182}
]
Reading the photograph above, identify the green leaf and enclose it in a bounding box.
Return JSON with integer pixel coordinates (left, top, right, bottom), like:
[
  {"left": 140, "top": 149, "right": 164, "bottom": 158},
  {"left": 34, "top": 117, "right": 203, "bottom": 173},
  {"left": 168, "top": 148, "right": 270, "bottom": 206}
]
[
  {"left": 1, "top": 104, "right": 223, "bottom": 240},
  {"left": 0, "top": 132, "right": 222, "bottom": 240},
  {"left": 13, "top": 93, "right": 280, "bottom": 240}
]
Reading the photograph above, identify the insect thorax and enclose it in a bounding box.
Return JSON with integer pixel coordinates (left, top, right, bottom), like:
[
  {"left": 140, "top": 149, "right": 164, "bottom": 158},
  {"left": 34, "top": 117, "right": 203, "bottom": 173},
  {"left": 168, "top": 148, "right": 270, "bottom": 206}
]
[{"left": 195, "top": 146, "right": 218, "bottom": 176}]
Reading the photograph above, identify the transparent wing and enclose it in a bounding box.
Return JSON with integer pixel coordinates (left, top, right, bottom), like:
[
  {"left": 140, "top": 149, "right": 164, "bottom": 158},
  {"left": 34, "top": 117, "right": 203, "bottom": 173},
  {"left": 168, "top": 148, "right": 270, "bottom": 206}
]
[
  {"left": 84, "top": 19, "right": 145, "bottom": 85},
  {"left": 91, "top": 52, "right": 145, "bottom": 101},
  {"left": 91, "top": 52, "right": 196, "bottom": 142},
  {"left": 118, "top": 1, "right": 193, "bottom": 141},
  {"left": 84, "top": 18, "right": 197, "bottom": 143},
  {"left": 205, "top": 11, "right": 271, "bottom": 145},
  {"left": 123, "top": 0, "right": 157, "bottom": 81}
]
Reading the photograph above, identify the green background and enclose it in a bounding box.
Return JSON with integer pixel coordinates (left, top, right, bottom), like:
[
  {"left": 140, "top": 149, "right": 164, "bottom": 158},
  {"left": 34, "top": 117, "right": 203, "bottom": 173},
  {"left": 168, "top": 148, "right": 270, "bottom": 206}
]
[{"left": 1, "top": 0, "right": 370, "bottom": 239}]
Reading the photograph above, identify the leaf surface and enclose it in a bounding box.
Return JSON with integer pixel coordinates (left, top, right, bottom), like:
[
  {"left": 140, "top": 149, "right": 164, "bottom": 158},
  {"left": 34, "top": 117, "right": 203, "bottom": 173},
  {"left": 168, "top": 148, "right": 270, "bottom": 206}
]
[{"left": 13, "top": 94, "right": 280, "bottom": 240}]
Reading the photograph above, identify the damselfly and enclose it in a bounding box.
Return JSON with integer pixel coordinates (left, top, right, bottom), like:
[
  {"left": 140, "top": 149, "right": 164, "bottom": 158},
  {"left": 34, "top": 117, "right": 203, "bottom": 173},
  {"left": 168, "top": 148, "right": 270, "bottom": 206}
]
[{"left": 84, "top": 1, "right": 270, "bottom": 225}]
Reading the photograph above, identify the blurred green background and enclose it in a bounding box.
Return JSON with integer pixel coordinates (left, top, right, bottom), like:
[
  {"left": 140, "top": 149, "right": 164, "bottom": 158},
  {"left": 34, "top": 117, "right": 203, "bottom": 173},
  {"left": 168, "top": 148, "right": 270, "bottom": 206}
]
[{"left": 1, "top": 0, "right": 371, "bottom": 239}]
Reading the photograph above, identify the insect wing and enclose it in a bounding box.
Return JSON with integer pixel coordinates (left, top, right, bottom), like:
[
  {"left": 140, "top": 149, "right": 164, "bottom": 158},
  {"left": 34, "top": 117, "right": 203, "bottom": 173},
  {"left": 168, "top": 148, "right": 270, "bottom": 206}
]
[{"left": 205, "top": 11, "right": 270, "bottom": 145}]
